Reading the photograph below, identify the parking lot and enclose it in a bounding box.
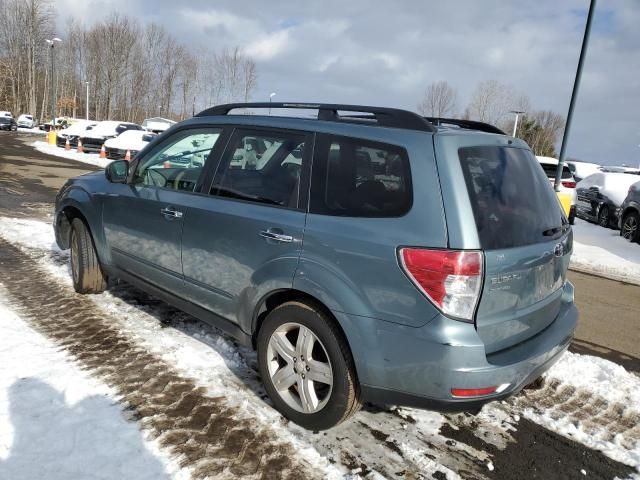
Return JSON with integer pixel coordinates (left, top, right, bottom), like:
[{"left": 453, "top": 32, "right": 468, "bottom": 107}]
[{"left": 0, "top": 131, "right": 638, "bottom": 479}]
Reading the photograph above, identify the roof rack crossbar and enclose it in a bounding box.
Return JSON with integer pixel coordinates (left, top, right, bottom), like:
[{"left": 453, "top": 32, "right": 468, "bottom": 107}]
[
  {"left": 196, "top": 102, "right": 437, "bottom": 132},
  {"left": 424, "top": 117, "right": 505, "bottom": 135}
]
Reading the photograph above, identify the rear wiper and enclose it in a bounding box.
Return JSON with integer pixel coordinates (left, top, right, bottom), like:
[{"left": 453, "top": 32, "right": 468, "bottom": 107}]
[
  {"left": 542, "top": 226, "right": 562, "bottom": 236},
  {"left": 543, "top": 223, "right": 570, "bottom": 236}
]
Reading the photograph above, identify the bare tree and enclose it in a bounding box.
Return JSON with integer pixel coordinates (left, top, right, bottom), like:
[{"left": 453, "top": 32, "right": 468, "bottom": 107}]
[{"left": 417, "top": 81, "right": 457, "bottom": 117}]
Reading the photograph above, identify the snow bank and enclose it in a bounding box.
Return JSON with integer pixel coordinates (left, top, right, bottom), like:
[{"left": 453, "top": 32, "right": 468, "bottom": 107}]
[
  {"left": 16, "top": 127, "right": 46, "bottom": 134},
  {"left": 0, "top": 291, "right": 186, "bottom": 479},
  {"left": 32, "top": 141, "right": 109, "bottom": 168},
  {"left": 571, "top": 219, "right": 640, "bottom": 285}
]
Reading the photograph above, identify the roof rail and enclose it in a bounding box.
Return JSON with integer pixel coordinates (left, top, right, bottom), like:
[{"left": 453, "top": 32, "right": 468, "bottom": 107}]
[
  {"left": 196, "top": 102, "right": 436, "bottom": 132},
  {"left": 424, "top": 117, "right": 505, "bottom": 135}
]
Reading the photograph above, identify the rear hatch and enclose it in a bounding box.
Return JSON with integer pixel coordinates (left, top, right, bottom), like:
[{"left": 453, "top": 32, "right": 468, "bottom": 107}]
[{"left": 457, "top": 144, "right": 572, "bottom": 354}]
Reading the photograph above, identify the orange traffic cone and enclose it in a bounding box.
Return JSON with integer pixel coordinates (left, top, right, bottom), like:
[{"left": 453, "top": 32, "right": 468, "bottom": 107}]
[
  {"left": 99, "top": 144, "right": 107, "bottom": 159},
  {"left": 65, "top": 138, "right": 70, "bottom": 151},
  {"left": 124, "top": 150, "right": 131, "bottom": 161},
  {"left": 77, "top": 139, "right": 83, "bottom": 153}
]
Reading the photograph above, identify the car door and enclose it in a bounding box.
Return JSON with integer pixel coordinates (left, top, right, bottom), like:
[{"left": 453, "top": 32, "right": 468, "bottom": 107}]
[
  {"left": 102, "top": 126, "right": 227, "bottom": 293},
  {"left": 180, "top": 127, "right": 312, "bottom": 328}
]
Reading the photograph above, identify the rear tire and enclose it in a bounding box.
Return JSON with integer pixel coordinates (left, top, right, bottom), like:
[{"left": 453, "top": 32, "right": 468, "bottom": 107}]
[
  {"left": 621, "top": 211, "right": 640, "bottom": 243},
  {"left": 70, "top": 218, "right": 107, "bottom": 294},
  {"left": 257, "top": 301, "right": 361, "bottom": 430},
  {"left": 597, "top": 205, "right": 610, "bottom": 228}
]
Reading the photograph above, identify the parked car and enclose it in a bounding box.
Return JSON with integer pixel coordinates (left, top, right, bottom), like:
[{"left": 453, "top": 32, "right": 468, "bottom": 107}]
[
  {"left": 104, "top": 130, "right": 157, "bottom": 160},
  {"left": 537, "top": 156, "right": 577, "bottom": 225},
  {"left": 0, "top": 116, "right": 17, "bottom": 131},
  {"left": 56, "top": 120, "right": 97, "bottom": 148},
  {"left": 576, "top": 172, "right": 640, "bottom": 228},
  {"left": 565, "top": 160, "right": 601, "bottom": 182},
  {"left": 39, "top": 118, "right": 70, "bottom": 132},
  {"left": 618, "top": 181, "right": 640, "bottom": 243},
  {"left": 79, "top": 121, "right": 142, "bottom": 153},
  {"left": 54, "top": 102, "right": 577, "bottom": 430},
  {"left": 17, "top": 114, "right": 36, "bottom": 128},
  {"left": 0, "top": 111, "right": 13, "bottom": 118},
  {"left": 141, "top": 117, "right": 176, "bottom": 133}
]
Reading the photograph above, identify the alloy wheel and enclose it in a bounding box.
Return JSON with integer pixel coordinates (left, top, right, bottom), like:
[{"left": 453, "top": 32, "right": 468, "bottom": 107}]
[
  {"left": 266, "top": 322, "right": 333, "bottom": 414},
  {"left": 622, "top": 215, "right": 638, "bottom": 241}
]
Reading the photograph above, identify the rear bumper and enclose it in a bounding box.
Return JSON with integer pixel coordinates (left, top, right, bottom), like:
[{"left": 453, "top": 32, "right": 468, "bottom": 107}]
[{"left": 336, "top": 281, "right": 578, "bottom": 410}]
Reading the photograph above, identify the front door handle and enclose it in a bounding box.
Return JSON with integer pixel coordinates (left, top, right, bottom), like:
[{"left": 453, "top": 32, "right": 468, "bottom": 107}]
[
  {"left": 160, "top": 207, "right": 183, "bottom": 219},
  {"left": 259, "top": 229, "right": 293, "bottom": 243}
]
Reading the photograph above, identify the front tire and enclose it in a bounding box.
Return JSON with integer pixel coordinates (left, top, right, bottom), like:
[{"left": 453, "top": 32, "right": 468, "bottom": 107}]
[
  {"left": 70, "top": 218, "right": 107, "bottom": 294},
  {"left": 257, "top": 301, "right": 361, "bottom": 430},
  {"left": 621, "top": 211, "right": 640, "bottom": 243}
]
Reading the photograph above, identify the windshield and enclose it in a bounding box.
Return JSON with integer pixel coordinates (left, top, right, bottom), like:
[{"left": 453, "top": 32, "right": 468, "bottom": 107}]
[{"left": 459, "top": 146, "right": 566, "bottom": 250}]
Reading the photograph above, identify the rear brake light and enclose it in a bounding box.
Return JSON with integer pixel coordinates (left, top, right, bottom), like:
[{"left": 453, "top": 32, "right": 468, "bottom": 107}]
[
  {"left": 562, "top": 181, "right": 576, "bottom": 188},
  {"left": 399, "top": 248, "right": 483, "bottom": 321}
]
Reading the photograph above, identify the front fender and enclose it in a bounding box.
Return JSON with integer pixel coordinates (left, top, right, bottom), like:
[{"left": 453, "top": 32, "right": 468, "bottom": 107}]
[{"left": 55, "top": 186, "right": 106, "bottom": 260}]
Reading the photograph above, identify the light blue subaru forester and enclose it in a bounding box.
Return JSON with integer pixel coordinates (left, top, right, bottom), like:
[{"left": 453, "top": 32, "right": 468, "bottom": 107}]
[{"left": 54, "top": 103, "right": 578, "bottom": 430}]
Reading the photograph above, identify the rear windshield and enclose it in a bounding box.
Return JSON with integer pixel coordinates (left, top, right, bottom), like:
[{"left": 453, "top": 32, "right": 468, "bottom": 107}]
[
  {"left": 459, "top": 146, "right": 566, "bottom": 250},
  {"left": 541, "top": 163, "right": 572, "bottom": 179}
]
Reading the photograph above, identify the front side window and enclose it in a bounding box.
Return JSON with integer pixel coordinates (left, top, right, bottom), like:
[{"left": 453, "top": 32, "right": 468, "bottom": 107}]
[
  {"left": 210, "top": 130, "right": 307, "bottom": 208},
  {"left": 132, "top": 129, "right": 222, "bottom": 192},
  {"left": 310, "top": 134, "right": 412, "bottom": 217}
]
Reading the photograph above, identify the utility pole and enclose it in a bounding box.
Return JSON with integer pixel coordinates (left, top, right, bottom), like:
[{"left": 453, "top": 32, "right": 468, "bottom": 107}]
[
  {"left": 45, "top": 38, "right": 62, "bottom": 127},
  {"left": 554, "top": 0, "right": 596, "bottom": 191},
  {"left": 86, "top": 82, "right": 89, "bottom": 120}
]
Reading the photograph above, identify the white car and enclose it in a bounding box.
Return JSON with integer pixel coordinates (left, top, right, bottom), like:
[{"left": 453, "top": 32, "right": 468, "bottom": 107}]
[
  {"left": 17, "top": 114, "right": 36, "bottom": 128},
  {"left": 104, "top": 130, "right": 156, "bottom": 160},
  {"left": 0, "top": 111, "right": 13, "bottom": 118},
  {"left": 537, "top": 156, "right": 578, "bottom": 225},
  {"left": 565, "top": 160, "right": 601, "bottom": 182},
  {"left": 56, "top": 120, "right": 97, "bottom": 148}
]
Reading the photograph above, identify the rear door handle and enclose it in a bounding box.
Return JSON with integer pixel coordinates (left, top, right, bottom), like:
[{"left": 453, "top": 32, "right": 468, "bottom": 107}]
[
  {"left": 160, "top": 207, "right": 183, "bottom": 219},
  {"left": 259, "top": 229, "right": 293, "bottom": 243}
]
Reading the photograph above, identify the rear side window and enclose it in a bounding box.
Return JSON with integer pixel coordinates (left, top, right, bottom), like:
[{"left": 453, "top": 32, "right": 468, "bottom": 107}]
[
  {"left": 310, "top": 134, "right": 412, "bottom": 217},
  {"left": 459, "top": 146, "right": 565, "bottom": 249}
]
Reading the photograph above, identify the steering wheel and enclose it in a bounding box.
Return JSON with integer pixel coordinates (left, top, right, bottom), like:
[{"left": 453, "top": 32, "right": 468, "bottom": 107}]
[{"left": 173, "top": 169, "right": 187, "bottom": 190}]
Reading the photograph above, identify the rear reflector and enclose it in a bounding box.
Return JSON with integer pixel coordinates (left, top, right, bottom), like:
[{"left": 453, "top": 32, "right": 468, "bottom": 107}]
[
  {"left": 451, "top": 386, "right": 497, "bottom": 398},
  {"left": 399, "top": 248, "right": 482, "bottom": 321},
  {"left": 562, "top": 181, "right": 576, "bottom": 188}
]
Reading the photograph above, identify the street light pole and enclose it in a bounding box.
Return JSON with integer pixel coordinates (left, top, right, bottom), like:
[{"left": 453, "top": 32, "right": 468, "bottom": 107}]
[
  {"left": 85, "top": 82, "right": 89, "bottom": 120},
  {"left": 45, "top": 38, "right": 62, "bottom": 128},
  {"left": 269, "top": 92, "right": 276, "bottom": 115},
  {"left": 510, "top": 110, "right": 525, "bottom": 137},
  {"left": 554, "top": 0, "right": 596, "bottom": 191}
]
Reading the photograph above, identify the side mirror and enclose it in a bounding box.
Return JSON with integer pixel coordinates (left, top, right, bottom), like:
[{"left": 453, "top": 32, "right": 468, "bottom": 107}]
[{"left": 105, "top": 160, "right": 129, "bottom": 183}]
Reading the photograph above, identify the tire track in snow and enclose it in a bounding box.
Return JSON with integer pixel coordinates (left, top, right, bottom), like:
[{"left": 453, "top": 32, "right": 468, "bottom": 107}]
[{"left": 0, "top": 238, "right": 320, "bottom": 480}]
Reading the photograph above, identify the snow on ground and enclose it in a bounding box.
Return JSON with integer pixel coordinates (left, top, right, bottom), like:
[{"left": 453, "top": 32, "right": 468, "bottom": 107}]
[
  {"left": 0, "top": 288, "right": 187, "bottom": 480},
  {"left": 1, "top": 215, "right": 639, "bottom": 476},
  {"left": 32, "top": 140, "right": 111, "bottom": 168},
  {"left": 16, "top": 127, "right": 46, "bottom": 134},
  {"left": 571, "top": 218, "right": 640, "bottom": 285}
]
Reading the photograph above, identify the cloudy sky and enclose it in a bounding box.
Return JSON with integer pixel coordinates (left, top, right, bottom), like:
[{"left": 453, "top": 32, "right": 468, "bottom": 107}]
[{"left": 55, "top": 0, "right": 639, "bottom": 166}]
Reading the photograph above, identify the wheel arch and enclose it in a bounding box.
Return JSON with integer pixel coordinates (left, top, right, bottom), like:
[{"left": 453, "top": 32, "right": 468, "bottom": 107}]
[{"left": 251, "top": 289, "right": 360, "bottom": 380}]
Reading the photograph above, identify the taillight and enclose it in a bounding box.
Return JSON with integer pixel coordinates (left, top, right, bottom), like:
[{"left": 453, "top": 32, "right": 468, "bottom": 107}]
[
  {"left": 399, "top": 248, "right": 483, "bottom": 321},
  {"left": 562, "top": 181, "right": 576, "bottom": 188}
]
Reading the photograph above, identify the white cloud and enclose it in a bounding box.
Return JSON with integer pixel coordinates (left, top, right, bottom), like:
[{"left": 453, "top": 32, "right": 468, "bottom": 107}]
[{"left": 245, "top": 29, "right": 290, "bottom": 61}]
